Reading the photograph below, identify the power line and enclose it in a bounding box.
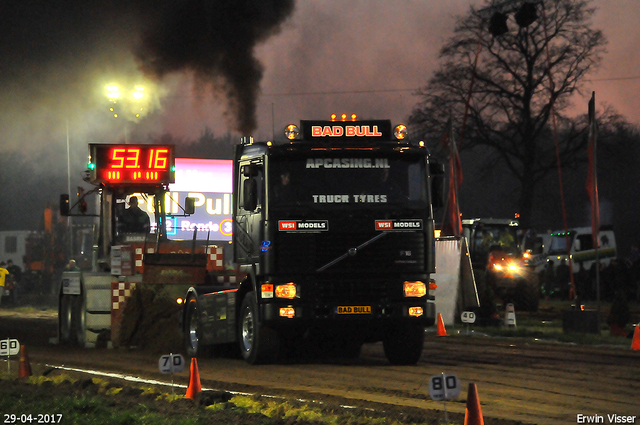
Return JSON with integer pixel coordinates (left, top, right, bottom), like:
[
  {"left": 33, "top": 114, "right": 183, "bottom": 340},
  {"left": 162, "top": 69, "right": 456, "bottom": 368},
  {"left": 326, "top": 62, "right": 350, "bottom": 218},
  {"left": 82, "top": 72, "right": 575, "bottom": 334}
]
[
  {"left": 262, "top": 76, "right": 640, "bottom": 97},
  {"left": 262, "top": 88, "right": 417, "bottom": 97},
  {"left": 586, "top": 75, "right": 640, "bottom": 82}
]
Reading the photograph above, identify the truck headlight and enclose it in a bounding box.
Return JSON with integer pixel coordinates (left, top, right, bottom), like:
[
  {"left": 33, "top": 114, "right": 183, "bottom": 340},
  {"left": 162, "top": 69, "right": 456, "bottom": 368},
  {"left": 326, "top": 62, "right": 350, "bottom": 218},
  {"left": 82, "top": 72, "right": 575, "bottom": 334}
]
[
  {"left": 275, "top": 283, "right": 297, "bottom": 299},
  {"left": 404, "top": 281, "right": 426, "bottom": 297}
]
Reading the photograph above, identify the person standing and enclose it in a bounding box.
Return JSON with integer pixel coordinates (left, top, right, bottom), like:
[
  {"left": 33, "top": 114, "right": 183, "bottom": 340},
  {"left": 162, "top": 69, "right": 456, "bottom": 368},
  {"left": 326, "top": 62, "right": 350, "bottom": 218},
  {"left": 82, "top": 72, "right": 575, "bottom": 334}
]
[
  {"left": 0, "top": 262, "right": 9, "bottom": 307},
  {"left": 6, "top": 259, "right": 21, "bottom": 304}
]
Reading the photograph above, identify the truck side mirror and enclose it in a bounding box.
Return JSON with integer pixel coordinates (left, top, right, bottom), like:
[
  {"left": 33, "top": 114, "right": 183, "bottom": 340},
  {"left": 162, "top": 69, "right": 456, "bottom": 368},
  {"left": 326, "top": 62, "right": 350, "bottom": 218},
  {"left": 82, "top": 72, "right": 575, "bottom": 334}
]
[
  {"left": 60, "top": 194, "right": 70, "bottom": 216},
  {"left": 184, "top": 197, "right": 196, "bottom": 215},
  {"left": 243, "top": 178, "right": 258, "bottom": 211},
  {"left": 429, "top": 161, "right": 446, "bottom": 209}
]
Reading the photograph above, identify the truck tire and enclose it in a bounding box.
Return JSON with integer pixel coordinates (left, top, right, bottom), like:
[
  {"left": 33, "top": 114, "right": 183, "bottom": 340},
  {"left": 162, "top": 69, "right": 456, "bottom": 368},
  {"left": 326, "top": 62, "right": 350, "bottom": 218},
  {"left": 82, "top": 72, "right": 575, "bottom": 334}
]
[
  {"left": 59, "top": 294, "right": 73, "bottom": 344},
  {"left": 515, "top": 277, "right": 540, "bottom": 312},
  {"left": 72, "top": 294, "right": 86, "bottom": 346},
  {"left": 184, "top": 296, "right": 205, "bottom": 358},
  {"left": 59, "top": 294, "right": 85, "bottom": 346},
  {"left": 383, "top": 323, "right": 424, "bottom": 365},
  {"left": 238, "top": 292, "right": 280, "bottom": 364}
]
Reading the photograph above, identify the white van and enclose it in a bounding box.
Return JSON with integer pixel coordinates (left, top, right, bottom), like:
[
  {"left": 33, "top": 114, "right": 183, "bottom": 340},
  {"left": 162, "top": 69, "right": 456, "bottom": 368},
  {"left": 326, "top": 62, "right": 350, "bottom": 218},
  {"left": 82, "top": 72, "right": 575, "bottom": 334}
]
[{"left": 545, "top": 226, "right": 617, "bottom": 272}]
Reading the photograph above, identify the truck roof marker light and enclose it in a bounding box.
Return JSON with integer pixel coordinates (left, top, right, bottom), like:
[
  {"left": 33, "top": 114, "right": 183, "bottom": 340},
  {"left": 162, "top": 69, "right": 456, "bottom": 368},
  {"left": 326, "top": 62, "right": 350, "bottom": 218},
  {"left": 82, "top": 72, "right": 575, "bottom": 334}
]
[
  {"left": 351, "top": 114, "right": 357, "bottom": 121},
  {"left": 408, "top": 307, "right": 424, "bottom": 317},
  {"left": 404, "top": 281, "right": 427, "bottom": 297},
  {"left": 394, "top": 124, "right": 408, "bottom": 140},
  {"left": 275, "top": 283, "right": 296, "bottom": 299},
  {"left": 284, "top": 124, "right": 299, "bottom": 140},
  {"left": 341, "top": 114, "right": 347, "bottom": 121},
  {"left": 330, "top": 114, "right": 337, "bottom": 121},
  {"left": 280, "top": 307, "right": 295, "bottom": 319}
]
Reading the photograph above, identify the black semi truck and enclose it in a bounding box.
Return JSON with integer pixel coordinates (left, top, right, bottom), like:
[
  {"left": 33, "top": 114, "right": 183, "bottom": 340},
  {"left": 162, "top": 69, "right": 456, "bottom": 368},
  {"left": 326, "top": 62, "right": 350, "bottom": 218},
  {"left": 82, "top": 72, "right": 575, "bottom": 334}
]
[{"left": 183, "top": 117, "right": 443, "bottom": 364}]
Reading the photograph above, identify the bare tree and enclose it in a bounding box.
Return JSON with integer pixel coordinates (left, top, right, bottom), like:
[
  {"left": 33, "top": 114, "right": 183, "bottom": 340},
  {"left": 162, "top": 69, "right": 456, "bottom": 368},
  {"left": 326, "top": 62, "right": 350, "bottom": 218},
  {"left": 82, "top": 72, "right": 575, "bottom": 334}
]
[{"left": 410, "top": 0, "right": 606, "bottom": 227}]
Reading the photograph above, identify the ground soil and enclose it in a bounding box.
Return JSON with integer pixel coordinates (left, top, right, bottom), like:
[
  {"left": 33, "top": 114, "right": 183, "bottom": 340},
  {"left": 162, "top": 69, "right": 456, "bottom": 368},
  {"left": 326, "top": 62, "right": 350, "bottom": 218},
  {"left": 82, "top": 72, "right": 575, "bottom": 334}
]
[{"left": 1, "top": 302, "right": 639, "bottom": 425}]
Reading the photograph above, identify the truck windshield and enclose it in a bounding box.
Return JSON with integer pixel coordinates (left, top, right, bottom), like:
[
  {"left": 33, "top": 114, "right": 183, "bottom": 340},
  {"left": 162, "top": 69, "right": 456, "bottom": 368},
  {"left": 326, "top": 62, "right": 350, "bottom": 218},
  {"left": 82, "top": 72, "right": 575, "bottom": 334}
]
[
  {"left": 269, "top": 154, "right": 428, "bottom": 208},
  {"left": 548, "top": 233, "right": 574, "bottom": 255}
]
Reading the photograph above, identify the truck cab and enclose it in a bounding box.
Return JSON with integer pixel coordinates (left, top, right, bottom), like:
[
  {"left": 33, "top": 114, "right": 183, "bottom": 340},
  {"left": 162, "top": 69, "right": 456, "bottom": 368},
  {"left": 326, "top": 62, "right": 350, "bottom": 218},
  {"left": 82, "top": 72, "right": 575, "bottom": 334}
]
[{"left": 544, "top": 226, "right": 617, "bottom": 298}]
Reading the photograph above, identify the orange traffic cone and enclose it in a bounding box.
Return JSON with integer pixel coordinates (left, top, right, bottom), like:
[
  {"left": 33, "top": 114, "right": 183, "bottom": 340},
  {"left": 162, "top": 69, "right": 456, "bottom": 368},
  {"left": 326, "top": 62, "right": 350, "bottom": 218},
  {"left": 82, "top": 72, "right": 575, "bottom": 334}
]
[
  {"left": 19, "top": 345, "right": 32, "bottom": 379},
  {"left": 464, "top": 383, "right": 485, "bottom": 425},
  {"left": 185, "top": 358, "right": 202, "bottom": 399},
  {"left": 631, "top": 325, "right": 640, "bottom": 351},
  {"left": 436, "top": 313, "right": 448, "bottom": 337}
]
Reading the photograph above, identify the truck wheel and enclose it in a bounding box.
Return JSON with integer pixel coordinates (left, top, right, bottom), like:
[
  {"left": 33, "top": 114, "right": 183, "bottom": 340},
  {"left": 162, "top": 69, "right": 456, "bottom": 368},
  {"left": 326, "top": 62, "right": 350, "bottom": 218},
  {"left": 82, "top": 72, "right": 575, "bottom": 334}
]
[
  {"left": 59, "top": 294, "right": 85, "bottom": 345},
  {"left": 383, "top": 323, "right": 424, "bottom": 365},
  {"left": 185, "top": 297, "right": 205, "bottom": 358},
  {"left": 59, "top": 295, "right": 73, "bottom": 344},
  {"left": 515, "top": 277, "right": 540, "bottom": 312},
  {"left": 72, "top": 294, "right": 86, "bottom": 346},
  {"left": 239, "top": 293, "right": 280, "bottom": 364}
]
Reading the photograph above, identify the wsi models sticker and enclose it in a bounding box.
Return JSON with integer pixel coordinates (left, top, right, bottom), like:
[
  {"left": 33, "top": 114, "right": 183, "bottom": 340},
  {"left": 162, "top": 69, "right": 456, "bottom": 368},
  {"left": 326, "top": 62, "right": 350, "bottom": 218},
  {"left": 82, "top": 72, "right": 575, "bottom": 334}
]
[
  {"left": 279, "top": 220, "right": 329, "bottom": 232},
  {"left": 375, "top": 219, "right": 423, "bottom": 231}
]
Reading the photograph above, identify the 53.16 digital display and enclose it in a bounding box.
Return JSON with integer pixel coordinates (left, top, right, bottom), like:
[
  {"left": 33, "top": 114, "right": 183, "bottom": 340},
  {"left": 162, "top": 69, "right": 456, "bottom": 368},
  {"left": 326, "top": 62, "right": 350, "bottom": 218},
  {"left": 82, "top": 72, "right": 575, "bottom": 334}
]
[{"left": 89, "top": 144, "right": 175, "bottom": 184}]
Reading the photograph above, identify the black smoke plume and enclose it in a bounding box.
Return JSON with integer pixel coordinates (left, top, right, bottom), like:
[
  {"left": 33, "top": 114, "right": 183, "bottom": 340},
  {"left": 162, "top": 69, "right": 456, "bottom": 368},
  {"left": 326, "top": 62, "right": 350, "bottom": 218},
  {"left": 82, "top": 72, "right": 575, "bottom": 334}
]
[{"left": 134, "top": 0, "right": 295, "bottom": 135}]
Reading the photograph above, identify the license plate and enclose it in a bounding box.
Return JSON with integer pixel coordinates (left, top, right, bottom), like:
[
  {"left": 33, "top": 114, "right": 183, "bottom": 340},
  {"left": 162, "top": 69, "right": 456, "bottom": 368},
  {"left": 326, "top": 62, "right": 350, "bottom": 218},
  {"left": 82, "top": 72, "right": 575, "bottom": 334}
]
[{"left": 336, "top": 306, "right": 371, "bottom": 315}]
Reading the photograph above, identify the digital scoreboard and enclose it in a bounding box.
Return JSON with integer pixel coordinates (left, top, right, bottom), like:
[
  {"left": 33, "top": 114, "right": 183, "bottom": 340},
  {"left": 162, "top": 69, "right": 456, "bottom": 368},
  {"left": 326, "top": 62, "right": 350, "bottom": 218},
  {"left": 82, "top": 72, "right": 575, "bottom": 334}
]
[{"left": 89, "top": 144, "right": 175, "bottom": 185}]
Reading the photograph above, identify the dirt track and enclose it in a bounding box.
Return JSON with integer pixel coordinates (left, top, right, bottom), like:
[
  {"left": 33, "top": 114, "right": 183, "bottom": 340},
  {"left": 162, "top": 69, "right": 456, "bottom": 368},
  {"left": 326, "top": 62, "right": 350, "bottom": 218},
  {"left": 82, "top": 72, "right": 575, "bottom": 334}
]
[{"left": 1, "top": 310, "right": 639, "bottom": 425}]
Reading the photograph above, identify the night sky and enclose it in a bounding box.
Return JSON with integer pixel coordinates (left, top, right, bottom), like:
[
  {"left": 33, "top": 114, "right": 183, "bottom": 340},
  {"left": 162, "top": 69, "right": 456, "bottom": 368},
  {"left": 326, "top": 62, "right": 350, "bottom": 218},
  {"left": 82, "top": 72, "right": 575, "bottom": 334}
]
[{"left": 0, "top": 0, "right": 638, "bottom": 233}]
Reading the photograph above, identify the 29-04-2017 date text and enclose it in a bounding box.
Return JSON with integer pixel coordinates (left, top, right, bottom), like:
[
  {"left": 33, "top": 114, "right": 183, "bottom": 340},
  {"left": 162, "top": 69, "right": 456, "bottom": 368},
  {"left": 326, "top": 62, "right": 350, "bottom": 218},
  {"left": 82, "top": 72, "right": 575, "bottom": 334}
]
[{"left": 3, "top": 414, "right": 62, "bottom": 424}]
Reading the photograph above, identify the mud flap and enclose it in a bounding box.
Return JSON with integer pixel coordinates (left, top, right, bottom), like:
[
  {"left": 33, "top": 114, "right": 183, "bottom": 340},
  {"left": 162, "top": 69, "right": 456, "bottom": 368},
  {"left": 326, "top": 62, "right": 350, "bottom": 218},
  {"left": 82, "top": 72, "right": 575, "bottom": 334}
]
[
  {"left": 196, "top": 288, "right": 238, "bottom": 346},
  {"left": 433, "top": 236, "right": 479, "bottom": 326}
]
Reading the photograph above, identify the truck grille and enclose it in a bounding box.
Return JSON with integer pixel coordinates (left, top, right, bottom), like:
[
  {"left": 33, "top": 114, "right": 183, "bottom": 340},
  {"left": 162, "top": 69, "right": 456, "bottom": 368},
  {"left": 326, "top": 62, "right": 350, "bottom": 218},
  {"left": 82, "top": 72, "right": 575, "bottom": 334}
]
[
  {"left": 310, "top": 276, "right": 398, "bottom": 303},
  {"left": 275, "top": 231, "right": 425, "bottom": 274}
]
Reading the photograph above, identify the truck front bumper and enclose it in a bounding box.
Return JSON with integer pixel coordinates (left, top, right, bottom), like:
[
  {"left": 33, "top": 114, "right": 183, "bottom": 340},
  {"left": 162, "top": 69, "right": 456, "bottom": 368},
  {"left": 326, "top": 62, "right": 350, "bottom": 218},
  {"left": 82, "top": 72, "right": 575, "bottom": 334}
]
[{"left": 260, "top": 296, "right": 436, "bottom": 328}]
